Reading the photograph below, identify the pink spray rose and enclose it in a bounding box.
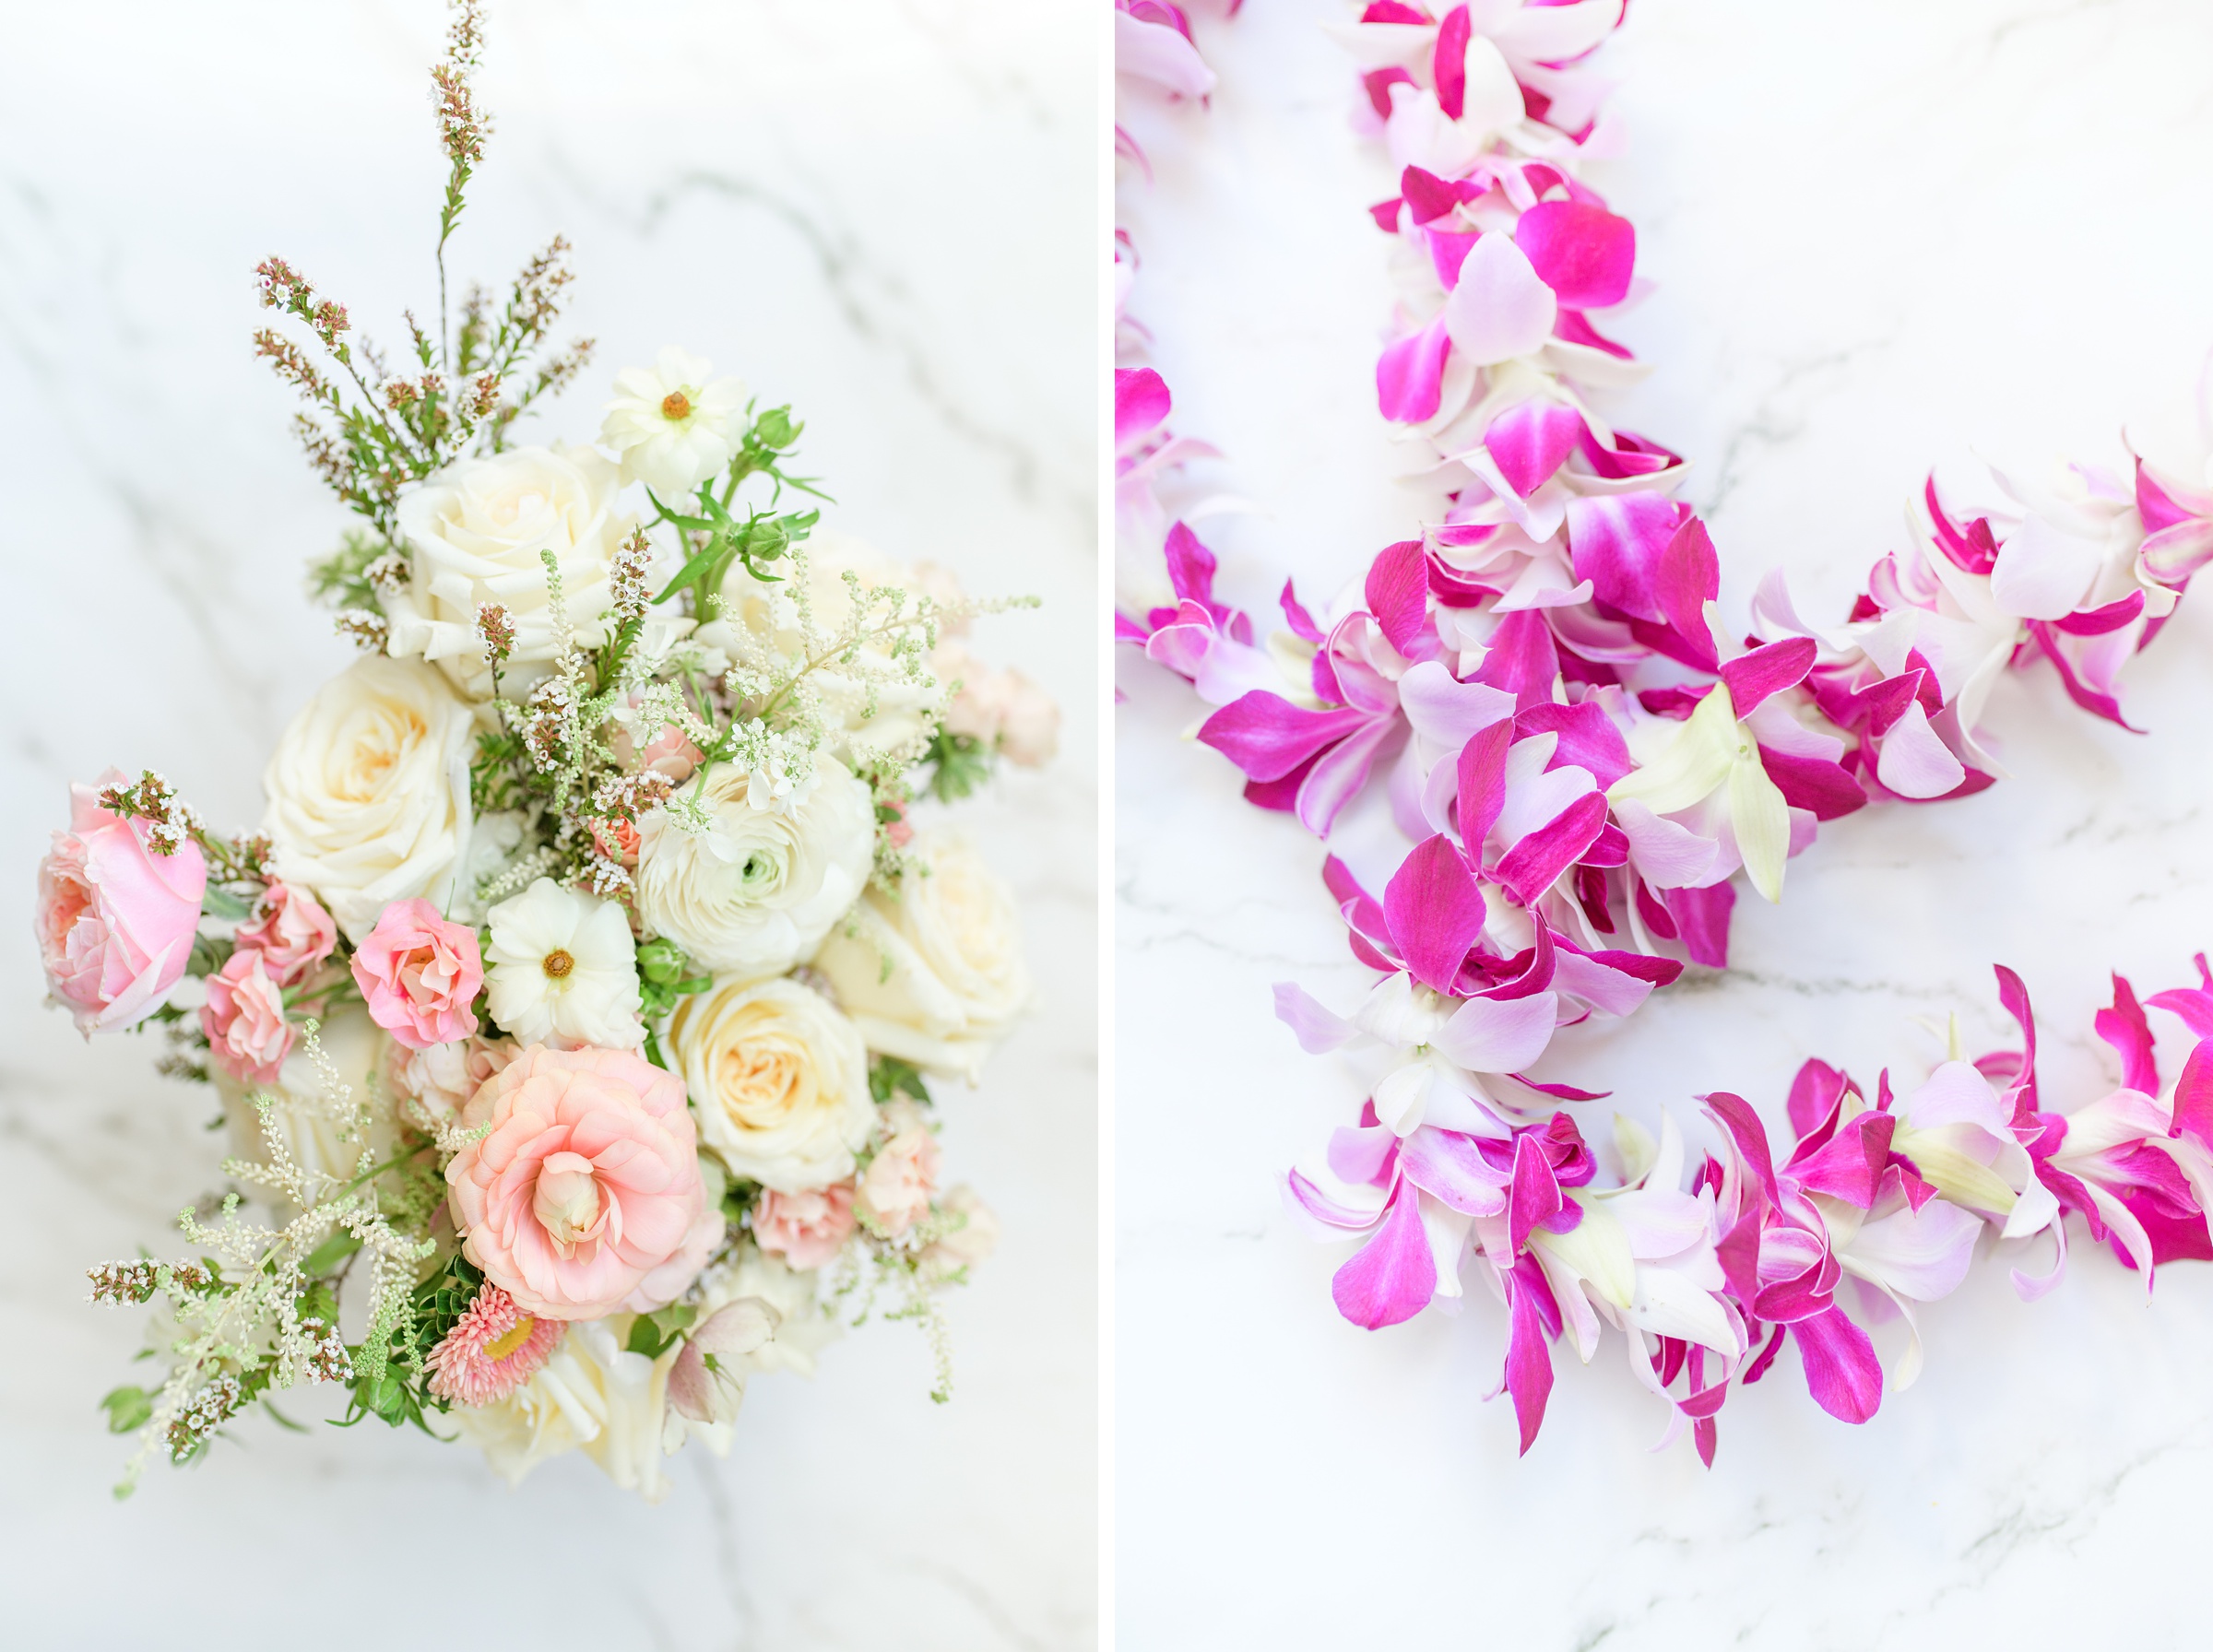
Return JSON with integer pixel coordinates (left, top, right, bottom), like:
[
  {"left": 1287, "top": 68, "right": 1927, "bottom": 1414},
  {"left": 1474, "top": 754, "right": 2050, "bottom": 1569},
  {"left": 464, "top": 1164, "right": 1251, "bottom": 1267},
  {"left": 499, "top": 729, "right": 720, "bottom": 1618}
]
[
  {"left": 385, "top": 1034, "right": 520, "bottom": 1124},
  {"left": 350, "top": 898, "right": 483, "bottom": 1050},
  {"left": 232, "top": 881, "right": 337, "bottom": 986},
  {"left": 856, "top": 1103, "right": 942, "bottom": 1237},
  {"left": 35, "top": 771, "right": 207, "bottom": 1034},
  {"left": 201, "top": 948, "right": 294, "bottom": 1084},
  {"left": 445, "top": 1045, "right": 723, "bottom": 1320},
  {"left": 753, "top": 1182, "right": 858, "bottom": 1269}
]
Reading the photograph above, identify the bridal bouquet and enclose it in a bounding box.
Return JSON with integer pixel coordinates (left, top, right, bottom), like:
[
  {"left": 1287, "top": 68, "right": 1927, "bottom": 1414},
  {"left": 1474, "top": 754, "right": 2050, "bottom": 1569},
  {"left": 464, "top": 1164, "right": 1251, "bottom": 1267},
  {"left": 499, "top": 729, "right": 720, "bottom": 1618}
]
[{"left": 40, "top": 3, "right": 1054, "bottom": 1500}]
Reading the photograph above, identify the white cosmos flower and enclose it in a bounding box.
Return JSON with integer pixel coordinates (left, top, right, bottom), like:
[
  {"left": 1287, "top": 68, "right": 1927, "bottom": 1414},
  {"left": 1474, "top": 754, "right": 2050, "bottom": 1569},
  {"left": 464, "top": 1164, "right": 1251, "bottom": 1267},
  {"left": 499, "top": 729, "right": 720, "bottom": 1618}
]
[
  {"left": 483, "top": 879, "right": 645, "bottom": 1049},
  {"left": 599, "top": 347, "right": 748, "bottom": 500}
]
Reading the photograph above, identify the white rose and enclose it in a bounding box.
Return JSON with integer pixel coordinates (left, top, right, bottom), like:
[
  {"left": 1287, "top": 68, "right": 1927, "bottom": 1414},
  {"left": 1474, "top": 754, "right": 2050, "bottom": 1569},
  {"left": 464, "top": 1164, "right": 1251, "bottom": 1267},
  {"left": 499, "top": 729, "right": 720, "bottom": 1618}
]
[
  {"left": 699, "top": 532, "right": 953, "bottom": 759},
  {"left": 598, "top": 346, "right": 748, "bottom": 499},
  {"left": 261, "top": 656, "right": 475, "bottom": 942},
  {"left": 483, "top": 879, "right": 645, "bottom": 1049},
  {"left": 452, "top": 1318, "right": 678, "bottom": 1502},
  {"left": 218, "top": 1007, "right": 396, "bottom": 1201},
  {"left": 812, "top": 833, "right": 1029, "bottom": 1080},
  {"left": 635, "top": 754, "right": 875, "bottom": 980},
  {"left": 667, "top": 975, "right": 873, "bottom": 1192},
  {"left": 385, "top": 442, "right": 635, "bottom": 699}
]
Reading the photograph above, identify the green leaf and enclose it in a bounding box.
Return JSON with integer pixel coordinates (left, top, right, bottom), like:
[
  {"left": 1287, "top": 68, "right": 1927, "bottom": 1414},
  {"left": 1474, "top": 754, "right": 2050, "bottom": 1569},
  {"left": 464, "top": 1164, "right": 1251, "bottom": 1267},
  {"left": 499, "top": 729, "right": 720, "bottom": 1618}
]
[
  {"left": 623, "top": 1302, "right": 697, "bottom": 1361},
  {"left": 869, "top": 1055, "right": 931, "bottom": 1107},
  {"left": 302, "top": 1230, "right": 362, "bottom": 1278},
  {"left": 99, "top": 1386, "right": 153, "bottom": 1435},
  {"left": 200, "top": 885, "right": 254, "bottom": 921}
]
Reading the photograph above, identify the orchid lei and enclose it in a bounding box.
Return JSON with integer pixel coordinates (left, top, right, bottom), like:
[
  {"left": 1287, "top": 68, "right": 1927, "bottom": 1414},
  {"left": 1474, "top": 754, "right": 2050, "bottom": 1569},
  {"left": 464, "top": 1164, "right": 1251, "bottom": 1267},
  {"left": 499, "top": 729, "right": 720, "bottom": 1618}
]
[{"left": 1116, "top": 0, "right": 2213, "bottom": 1460}]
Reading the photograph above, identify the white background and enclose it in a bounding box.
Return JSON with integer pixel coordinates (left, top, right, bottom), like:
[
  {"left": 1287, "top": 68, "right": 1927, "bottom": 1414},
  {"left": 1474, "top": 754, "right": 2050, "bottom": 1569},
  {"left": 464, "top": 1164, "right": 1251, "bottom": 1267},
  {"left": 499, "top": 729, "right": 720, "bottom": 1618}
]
[
  {"left": 0, "top": 3, "right": 1095, "bottom": 1648},
  {"left": 1118, "top": 0, "right": 2213, "bottom": 1646}
]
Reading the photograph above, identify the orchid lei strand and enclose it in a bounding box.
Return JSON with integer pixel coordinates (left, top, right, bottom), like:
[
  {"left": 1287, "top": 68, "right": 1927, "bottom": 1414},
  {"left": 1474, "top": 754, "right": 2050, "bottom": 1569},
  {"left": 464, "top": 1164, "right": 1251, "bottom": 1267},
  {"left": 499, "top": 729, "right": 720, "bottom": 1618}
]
[{"left": 1115, "top": 1, "right": 2213, "bottom": 1460}]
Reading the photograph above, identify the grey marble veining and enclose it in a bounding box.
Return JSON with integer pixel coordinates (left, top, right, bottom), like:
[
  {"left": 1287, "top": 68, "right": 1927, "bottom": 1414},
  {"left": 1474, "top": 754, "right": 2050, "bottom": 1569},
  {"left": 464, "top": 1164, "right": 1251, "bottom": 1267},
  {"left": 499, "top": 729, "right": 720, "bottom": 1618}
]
[
  {"left": 0, "top": 2, "right": 1095, "bottom": 1647},
  {"left": 1118, "top": 0, "right": 2213, "bottom": 1645}
]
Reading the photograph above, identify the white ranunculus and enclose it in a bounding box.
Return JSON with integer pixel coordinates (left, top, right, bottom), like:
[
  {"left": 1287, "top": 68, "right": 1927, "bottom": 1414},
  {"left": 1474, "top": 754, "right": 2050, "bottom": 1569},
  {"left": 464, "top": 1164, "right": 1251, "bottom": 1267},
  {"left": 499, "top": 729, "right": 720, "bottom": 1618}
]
[
  {"left": 812, "top": 834, "right": 1030, "bottom": 1080},
  {"left": 385, "top": 442, "right": 635, "bottom": 699},
  {"left": 598, "top": 346, "right": 748, "bottom": 500},
  {"left": 698, "top": 532, "right": 960, "bottom": 760},
  {"left": 218, "top": 1007, "right": 396, "bottom": 1202},
  {"left": 452, "top": 1317, "right": 679, "bottom": 1502},
  {"left": 483, "top": 879, "right": 645, "bottom": 1049},
  {"left": 667, "top": 974, "right": 873, "bottom": 1192},
  {"left": 634, "top": 754, "right": 875, "bottom": 980},
  {"left": 261, "top": 656, "right": 475, "bottom": 942}
]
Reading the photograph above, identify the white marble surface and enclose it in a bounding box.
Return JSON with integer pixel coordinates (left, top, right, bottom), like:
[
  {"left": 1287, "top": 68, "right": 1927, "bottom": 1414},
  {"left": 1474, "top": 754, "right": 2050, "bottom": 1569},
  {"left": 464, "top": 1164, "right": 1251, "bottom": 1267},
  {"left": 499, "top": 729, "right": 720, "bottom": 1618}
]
[
  {"left": 0, "top": 3, "right": 1094, "bottom": 1647},
  {"left": 1118, "top": 0, "right": 2213, "bottom": 1645}
]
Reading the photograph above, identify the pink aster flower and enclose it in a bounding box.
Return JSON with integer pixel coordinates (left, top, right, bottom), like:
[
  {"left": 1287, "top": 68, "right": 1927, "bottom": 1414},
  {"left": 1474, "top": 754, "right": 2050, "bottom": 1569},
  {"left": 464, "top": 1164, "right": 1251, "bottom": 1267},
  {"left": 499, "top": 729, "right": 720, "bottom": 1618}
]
[
  {"left": 350, "top": 897, "right": 483, "bottom": 1051},
  {"left": 232, "top": 881, "right": 337, "bottom": 987},
  {"left": 200, "top": 947, "right": 293, "bottom": 1085},
  {"left": 424, "top": 1283, "right": 562, "bottom": 1408}
]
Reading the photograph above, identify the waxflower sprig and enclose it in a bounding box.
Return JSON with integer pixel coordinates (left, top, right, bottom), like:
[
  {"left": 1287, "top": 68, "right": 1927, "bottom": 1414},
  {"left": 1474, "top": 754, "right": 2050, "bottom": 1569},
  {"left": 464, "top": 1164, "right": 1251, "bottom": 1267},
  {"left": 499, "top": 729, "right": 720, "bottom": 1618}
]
[
  {"left": 42, "top": 0, "right": 1053, "bottom": 1501},
  {"left": 1116, "top": 0, "right": 2213, "bottom": 1460}
]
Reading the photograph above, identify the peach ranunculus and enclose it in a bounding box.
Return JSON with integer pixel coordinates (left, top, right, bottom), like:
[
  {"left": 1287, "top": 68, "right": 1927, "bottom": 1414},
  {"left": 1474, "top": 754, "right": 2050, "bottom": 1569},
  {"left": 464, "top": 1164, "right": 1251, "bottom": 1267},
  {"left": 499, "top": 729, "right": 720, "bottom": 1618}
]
[
  {"left": 35, "top": 771, "right": 207, "bottom": 1034},
  {"left": 751, "top": 1183, "right": 858, "bottom": 1269},
  {"left": 232, "top": 881, "right": 337, "bottom": 987},
  {"left": 201, "top": 949, "right": 294, "bottom": 1085},
  {"left": 446, "top": 1045, "right": 723, "bottom": 1320},
  {"left": 350, "top": 898, "right": 483, "bottom": 1050},
  {"left": 856, "top": 1101, "right": 941, "bottom": 1238}
]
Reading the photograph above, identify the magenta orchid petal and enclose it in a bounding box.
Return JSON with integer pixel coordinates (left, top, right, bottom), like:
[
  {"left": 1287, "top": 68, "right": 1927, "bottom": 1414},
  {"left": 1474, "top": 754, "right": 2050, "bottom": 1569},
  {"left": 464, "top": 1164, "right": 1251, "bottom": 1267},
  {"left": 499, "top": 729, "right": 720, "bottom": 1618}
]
[
  {"left": 1456, "top": 719, "right": 1514, "bottom": 854},
  {"left": 1484, "top": 398, "right": 1586, "bottom": 500},
  {"left": 1114, "top": 366, "right": 1171, "bottom": 450},
  {"left": 1383, "top": 834, "right": 1487, "bottom": 993},
  {"left": 1716, "top": 636, "right": 1817, "bottom": 717},
  {"left": 1512, "top": 199, "right": 1636, "bottom": 310},
  {"left": 1507, "top": 1131, "right": 1566, "bottom": 1256},
  {"left": 1503, "top": 1258, "right": 1558, "bottom": 1456},
  {"left": 1468, "top": 607, "right": 1560, "bottom": 710},
  {"left": 1197, "top": 691, "right": 1371, "bottom": 783},
  {"left": 1516, "top": 701, "right": 1633, "bottom": 789},
  {"left": 2170, "top": 1040, "right": 2213, "bottom": 1149},
  {"left": 1564, "top": 491, "right": 1680, "bottom": 622},
  {"left": 1791, "top": 1305, "right": 1883, "bottom": 1424},
  {"left": 1331, "top": 1184, "right": 1438, "bottom": 1328},
  {"left": 1365, "top": 539, "right": 1432, "bottom": 657},
  {"left": 1495, "top": 790, "right": 1607, "bottom": 906},
  {"left": 1663, "top": 881, "right": 1736, "bottom": 968},
  {"left": 1377, "top": 314, "right": 1453, "bottom": 424},
  {"left": 2093, "top": 974, "right": 2161, "bottom": 1097}
]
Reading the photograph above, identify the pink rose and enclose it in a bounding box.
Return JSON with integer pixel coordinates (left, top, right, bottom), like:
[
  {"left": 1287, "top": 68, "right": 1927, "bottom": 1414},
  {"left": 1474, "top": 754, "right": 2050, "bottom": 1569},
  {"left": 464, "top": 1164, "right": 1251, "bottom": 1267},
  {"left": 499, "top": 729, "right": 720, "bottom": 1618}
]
[
  {"left": 753, "top": 1181, "right": 858, "bottom": 1269},
  {"left": 35, "top": 771, "right": 207, "bottom": 1034},
  {"left": 857, "top": 1103, "right": 942, "bottom": 1237},
  {"left": 446, "top": 1045, "right": 723, "bottom": 1320},
  {"left": 350, "top": 898, "right": 483, "bottom": 1051},
  {"left": 385, "top": 1034, "right": 520, "bottom": 1123},
  {"left": 233, "top": 881, "right": 337, "bottom": 987},
  {"left": 201, "top": 948, "right": 294, "bottom": 1084},
  {"left": 997, "top": 669, "right": 1059, "bottom": 767}
]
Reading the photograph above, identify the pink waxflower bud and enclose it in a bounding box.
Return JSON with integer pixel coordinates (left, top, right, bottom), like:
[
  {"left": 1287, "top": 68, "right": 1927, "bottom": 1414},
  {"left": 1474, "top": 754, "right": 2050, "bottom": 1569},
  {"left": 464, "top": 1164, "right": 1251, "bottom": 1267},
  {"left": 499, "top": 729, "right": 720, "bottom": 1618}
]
[
  {"left": 233, "top": 882, "right": 337, "bottom": 987},
  {"left": 35, "top": 769, "right": 207, "bottom": 1035},
  {"left": 349, "top": 898, "right": 484, "bottom": 1051}
]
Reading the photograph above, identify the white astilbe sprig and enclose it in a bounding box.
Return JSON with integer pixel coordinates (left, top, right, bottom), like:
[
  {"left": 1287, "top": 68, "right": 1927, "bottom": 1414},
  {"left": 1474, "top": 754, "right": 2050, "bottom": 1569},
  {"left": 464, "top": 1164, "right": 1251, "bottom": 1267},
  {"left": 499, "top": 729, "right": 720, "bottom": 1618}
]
[{"left": 101, "top": 1021, "right": 434, "bottom": 1496}]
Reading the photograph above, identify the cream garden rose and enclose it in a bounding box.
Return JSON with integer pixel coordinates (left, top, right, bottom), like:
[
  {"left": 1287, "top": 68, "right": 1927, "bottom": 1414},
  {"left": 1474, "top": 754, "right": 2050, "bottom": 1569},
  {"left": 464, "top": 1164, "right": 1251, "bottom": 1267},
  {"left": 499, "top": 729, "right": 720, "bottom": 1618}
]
[
  {"left": 384, "top": 442, "right": 635, "bottom": 699},
  {"left": 667, "top": 974, "right": 874, "bottom": 1191},
  {"left": 261, "top": 656, "right": 475, "bottom": 942},
  {"left": 812, "top": 832, "right": 1030, "bottom": 1080},
  {"left": 634, "top": 754, "right": 874, "bottom": 979}
]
